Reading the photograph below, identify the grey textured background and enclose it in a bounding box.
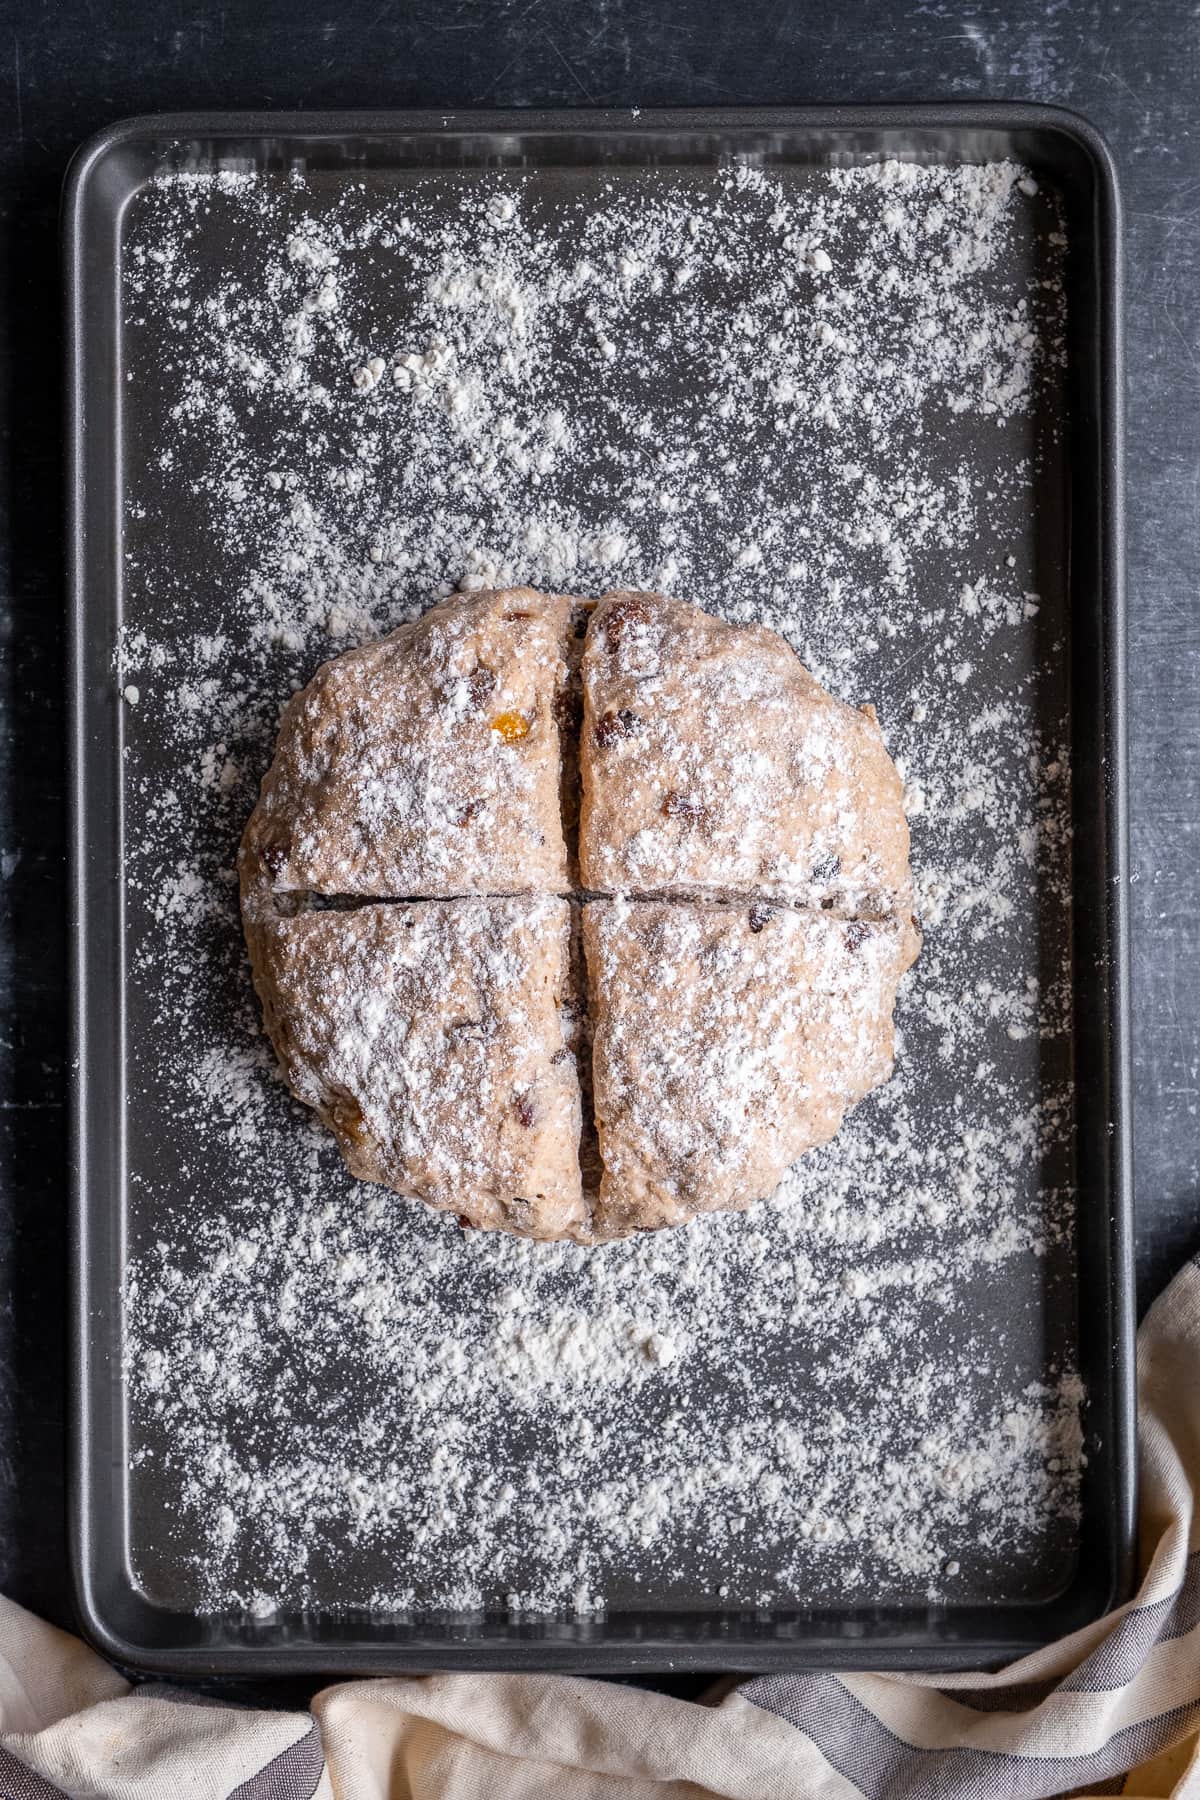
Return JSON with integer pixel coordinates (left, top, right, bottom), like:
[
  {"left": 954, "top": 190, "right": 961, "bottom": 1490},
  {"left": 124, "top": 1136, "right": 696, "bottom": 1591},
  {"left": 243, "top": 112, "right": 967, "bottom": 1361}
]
[{"left": 0, "top": 0, "right": 1194, "bottom": 1672}]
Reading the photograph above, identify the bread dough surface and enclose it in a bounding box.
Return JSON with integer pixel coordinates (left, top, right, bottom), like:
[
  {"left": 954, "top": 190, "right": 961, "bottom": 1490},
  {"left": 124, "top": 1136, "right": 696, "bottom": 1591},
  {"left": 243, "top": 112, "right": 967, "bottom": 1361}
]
[
  {"left": 241, "top": 587, "right": 576, "bottom": 902},
  {"left": 579, "top": 591, "right": 912, "bottom": 914},
  {"left": 245, "top": 893, "right": 587, "bottom": 1239},
  {"left": 583, "top": 899, "right": 920, "bottom": 1236}
]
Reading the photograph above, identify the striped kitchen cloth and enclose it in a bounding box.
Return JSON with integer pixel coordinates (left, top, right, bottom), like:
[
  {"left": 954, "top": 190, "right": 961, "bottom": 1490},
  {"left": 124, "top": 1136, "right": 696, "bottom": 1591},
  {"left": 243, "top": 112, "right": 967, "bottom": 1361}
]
[{"left": 6, "top": 1258, "right": 1200, "bottom": 1800}]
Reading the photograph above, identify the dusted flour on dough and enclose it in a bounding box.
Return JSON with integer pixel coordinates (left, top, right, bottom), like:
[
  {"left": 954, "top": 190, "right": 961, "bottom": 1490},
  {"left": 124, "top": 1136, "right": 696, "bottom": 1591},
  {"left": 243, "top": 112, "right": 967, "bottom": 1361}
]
[
  {"left": 585, "top": 900, "right": 920, "bottom": 1233},
  {"left": 245, "top": 894, "right": 586, "bottom": 1239},
  {"left": 240, "top": 586, "right": 578, "bottom": 900},
  {"left": 579, "top": 592, "right": 913, "bottom": 914}
]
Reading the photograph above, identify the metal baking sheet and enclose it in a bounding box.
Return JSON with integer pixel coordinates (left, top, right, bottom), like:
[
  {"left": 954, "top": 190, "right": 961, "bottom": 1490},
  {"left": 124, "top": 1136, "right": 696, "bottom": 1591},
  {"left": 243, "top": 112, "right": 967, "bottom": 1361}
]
[{"left": 67, "top": 106, "right": 1133, "bottom": 1675}]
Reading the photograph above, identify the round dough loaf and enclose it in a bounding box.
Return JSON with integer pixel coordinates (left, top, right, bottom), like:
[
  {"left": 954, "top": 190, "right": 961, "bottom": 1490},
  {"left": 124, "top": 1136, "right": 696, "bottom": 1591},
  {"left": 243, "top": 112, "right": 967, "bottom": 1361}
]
[{"left": 240, "top": 586, "right": 919, "bottom": 1240}]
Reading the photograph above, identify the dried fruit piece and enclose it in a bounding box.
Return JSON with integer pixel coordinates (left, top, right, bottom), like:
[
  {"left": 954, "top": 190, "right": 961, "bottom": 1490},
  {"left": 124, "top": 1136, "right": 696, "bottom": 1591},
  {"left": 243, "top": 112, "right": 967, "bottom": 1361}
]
[
  {"left": 467, "top": 664, "right": 497, "bottom": 709},
  {"left": 331, "top": 1094, "right": 368, "bottom": 1146},
  {"left": 514, "top": 1093, "right": 536, "bottom": 1128},
  {"left": 748, "top": 903, "right": 776, "bottom": 933},
  {"left": 603, "top": 596, "right": 650, "bottom": 651},
  {"left": 450, "top": 1018, "right": 487, "bottom": 1042},
  {"left": 491, "top": 710, "right": 531, "bottom": 744},
  {"left": 845, "top": 920, "right": 870, "bottom": 952},
  {"left": 663, "top": 791, "right": 707, "bottom": 823},
  {"left": 261, "top": 838, "right": 291, "bottom": 878},
  {"left": 594, "top": 707, "right": 642, "bottom": 749}
]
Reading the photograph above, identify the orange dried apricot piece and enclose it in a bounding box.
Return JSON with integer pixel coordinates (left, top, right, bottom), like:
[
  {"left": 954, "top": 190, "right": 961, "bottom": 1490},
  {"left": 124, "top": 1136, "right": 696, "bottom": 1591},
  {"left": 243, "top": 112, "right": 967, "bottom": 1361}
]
[{"left": 491, "top": 710, "right": 531, "bottom": 744}]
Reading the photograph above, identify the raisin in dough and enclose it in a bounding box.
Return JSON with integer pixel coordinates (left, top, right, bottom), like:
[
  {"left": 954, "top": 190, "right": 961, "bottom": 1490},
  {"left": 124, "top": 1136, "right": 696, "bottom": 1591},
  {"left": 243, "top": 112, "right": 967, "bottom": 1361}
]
[
  {"left": 240, "top": 587, "right": 577, "bottom": 903},
  {"left": 579, "top": 591, "right": 913, "bottom": 915},
  {"left": 583, "top": 900, "right": 920, "bottom": 1235},
  {"left": 245, "top": 895, "right": 587, "bottom": 1239}
]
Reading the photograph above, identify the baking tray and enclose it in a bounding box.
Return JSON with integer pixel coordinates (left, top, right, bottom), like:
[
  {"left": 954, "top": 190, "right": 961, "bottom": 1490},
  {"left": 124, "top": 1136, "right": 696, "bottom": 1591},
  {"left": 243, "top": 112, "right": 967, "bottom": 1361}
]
[{"left": 66, "top": 106, "right": 1132, "bottom": 1675}]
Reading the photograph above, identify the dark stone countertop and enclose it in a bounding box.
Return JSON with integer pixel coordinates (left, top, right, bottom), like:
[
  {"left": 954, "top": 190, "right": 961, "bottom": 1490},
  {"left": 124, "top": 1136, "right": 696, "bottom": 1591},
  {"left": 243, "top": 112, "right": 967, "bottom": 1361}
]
[{"left": 0, "top": 0, "right": 1195, "bottom": 1689}]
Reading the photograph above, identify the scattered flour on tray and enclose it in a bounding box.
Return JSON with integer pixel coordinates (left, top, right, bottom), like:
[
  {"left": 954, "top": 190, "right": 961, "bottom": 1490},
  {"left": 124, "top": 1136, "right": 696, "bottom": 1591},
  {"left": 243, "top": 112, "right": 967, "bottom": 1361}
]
[{"left": 118, "top": 154, "right": 1080, "bottom": 1618}]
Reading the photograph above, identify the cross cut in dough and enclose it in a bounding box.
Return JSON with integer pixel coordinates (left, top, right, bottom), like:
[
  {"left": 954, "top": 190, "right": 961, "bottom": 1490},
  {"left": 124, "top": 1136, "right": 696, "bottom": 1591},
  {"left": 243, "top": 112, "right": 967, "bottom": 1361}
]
[{"left": 240, "top": 587, "right": 920, "bottom": 1242}]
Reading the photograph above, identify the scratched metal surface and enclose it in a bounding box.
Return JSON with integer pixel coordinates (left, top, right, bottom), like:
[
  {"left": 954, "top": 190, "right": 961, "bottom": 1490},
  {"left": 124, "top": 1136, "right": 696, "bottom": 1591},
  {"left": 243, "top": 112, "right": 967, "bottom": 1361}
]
[{"left": 0, "top": 0, "right": 1194, "bottom": 1694}]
